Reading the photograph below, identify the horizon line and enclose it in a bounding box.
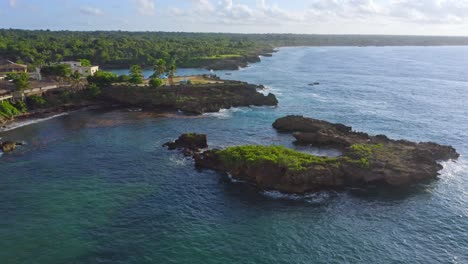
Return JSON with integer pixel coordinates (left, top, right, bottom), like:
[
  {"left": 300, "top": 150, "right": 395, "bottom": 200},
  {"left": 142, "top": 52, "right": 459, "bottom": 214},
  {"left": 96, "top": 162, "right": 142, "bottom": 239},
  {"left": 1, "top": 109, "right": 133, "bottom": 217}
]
[{"left": 2, "top": 28, "right": 468, "bottom": 38}]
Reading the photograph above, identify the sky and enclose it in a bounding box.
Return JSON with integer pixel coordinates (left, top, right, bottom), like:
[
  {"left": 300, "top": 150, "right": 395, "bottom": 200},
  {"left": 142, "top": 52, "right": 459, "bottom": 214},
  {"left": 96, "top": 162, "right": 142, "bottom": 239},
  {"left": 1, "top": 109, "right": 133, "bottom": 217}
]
[{"left": 1, "top": 0, "right": 468, "bottom": 36}]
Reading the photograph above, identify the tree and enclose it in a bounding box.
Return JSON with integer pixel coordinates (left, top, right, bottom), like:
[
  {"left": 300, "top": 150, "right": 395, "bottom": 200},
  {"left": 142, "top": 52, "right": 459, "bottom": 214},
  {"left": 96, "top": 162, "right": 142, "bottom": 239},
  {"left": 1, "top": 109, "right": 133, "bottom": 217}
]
[
  {"left": 87, "top": 70, "right": 118, "bottom": 87},
  {"left": 149, "top": 77, "right": 163, "bottom": 87},
  {"left": 6, "top": 72, "right": 30, "bottom": 91},
  {"left": 41, "top": 64, "right": 72, "bottom": 78},
  {"left": 79, "top": 59, "right": 92, "bottom": 66},
  {"left": 166, "top": 63, "right": 177, "bottom": 86},
  {"left": 129, "top": 65, "right": 143, "bottom": 84},
  {"left": 152, "top": 59, "right": 166, "bottom": 78},
  {"left": 71, "top": 70, "right": 81, "bottom": 80},
  {"left": 118, "top": 74, "right": 130, "bottom": 83}
]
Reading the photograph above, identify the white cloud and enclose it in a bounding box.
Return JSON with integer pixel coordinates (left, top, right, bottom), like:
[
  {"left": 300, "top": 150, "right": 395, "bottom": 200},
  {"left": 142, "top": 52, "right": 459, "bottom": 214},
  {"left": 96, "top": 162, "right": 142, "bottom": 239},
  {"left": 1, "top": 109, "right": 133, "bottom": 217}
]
[
  {"left": 9, "top": 0, "right": 17, "bottom": 8},
  {"left": 190, "top": 0, "right": 215, "bottom": 14},
  {"left": 389, "top": 0, "right": 468, "bottom": 24},
  {"left": 169, "top": 0, "right": 468, "bottom": 34},
  {"left": 170, "top": 7, "right": 185, "bottom": 16},
  {"left": 79, "top": 6, "right": 103, "bottom": 16},
  {"left": 133, "top": 0, "right": 156, "bottom": 16}
]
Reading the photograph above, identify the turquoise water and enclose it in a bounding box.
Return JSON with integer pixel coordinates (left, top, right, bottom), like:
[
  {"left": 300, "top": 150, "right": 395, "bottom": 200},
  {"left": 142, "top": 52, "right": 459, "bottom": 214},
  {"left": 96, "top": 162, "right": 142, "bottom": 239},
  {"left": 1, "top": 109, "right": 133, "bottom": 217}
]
[{"left": 1, "top": 47, "right": 468, "bottom": 263}]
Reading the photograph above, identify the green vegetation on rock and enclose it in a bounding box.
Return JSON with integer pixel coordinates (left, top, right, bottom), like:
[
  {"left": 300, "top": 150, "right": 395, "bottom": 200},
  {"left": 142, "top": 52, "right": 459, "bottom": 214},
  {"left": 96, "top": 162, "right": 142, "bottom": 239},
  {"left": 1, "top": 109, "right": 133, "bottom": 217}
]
[
  {"left": 217, "top": 145, "right": 338, "bottom": 172},
  {"left": 344, "top": 143, "right": 384, "bottom": 168}
]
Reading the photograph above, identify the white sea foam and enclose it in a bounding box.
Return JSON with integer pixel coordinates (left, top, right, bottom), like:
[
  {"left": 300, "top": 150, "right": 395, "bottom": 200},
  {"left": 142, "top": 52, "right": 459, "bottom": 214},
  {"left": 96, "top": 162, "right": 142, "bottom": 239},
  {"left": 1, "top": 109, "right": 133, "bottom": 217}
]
[
  {"left": 257, "top": 86, "right": 270, "bottom": 96},
  {"left": 202, "top": 107, "right": 250, "bottom": 119},
  {"left": 0, "top": 113, "right": 69, "bottom": 132},
  {"left": 439, "top": 157, "right": 468, "bottom": 180},
  {"left": 169, "top": 154, "right": 191, "bottom": 166},
  {"left": 261, "top": 190, "right": 333, "bottom": 204},
  {"left": 226, "top": 173, "right": 245, "bottom": 183}
]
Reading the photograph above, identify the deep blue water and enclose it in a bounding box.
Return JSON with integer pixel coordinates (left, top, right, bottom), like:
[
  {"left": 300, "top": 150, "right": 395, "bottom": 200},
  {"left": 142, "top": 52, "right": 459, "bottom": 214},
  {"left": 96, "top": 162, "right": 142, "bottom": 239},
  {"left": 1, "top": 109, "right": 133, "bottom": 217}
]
[{"left": 1, "top": 47, "right": 467, "bottom": 264}]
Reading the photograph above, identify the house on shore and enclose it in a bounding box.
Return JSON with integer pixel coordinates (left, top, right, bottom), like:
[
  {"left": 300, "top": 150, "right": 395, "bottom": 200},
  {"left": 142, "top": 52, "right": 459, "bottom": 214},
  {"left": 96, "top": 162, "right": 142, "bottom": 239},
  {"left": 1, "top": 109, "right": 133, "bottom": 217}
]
[
  {"left": 60, "top": 61, "right": 99, "bottom": 77},
  {"left": 0, "top": 60, "right": 28, "bottom": 79}
]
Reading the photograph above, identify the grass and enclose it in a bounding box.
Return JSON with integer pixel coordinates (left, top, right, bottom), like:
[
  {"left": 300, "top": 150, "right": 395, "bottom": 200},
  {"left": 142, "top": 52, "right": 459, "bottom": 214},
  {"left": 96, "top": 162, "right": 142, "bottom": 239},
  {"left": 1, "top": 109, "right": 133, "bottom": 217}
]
[
  {"left": 217, "top": 145, "right": 339, "bottom": 172},
  {"left": 344, "top": 143, "right": 384, "bottom": 168}
]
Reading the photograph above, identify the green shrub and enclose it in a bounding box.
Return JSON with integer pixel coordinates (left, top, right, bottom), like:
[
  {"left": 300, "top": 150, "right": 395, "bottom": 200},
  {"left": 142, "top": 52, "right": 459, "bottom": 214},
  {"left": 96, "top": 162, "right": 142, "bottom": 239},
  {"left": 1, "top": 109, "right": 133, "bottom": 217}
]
[
  {"left": 118, "top": 74, "right": 130, "bottom": 83},
  {"left": 0, "top": 101, "right": 21, "bottom": 118},
  {"left": 87, "top": 83, "right": 101, "bottom": 98},
  {"left": 14, "top": 100, "right": 28, "bottom": 113},
  {"left": 87, "top": 71, "right": 118, "bottom": 87},
  {"left": 218, "top": 145, "right": 338, "bottom": 172},
  {"left": 344, "top": 143, "right": 383, "bottom": 168},
  {"left": 28, "top": 95, "right": 47, "bottom": 108},
  {"left": 149, "top": 77, "right": 163, "bottom": 87}
]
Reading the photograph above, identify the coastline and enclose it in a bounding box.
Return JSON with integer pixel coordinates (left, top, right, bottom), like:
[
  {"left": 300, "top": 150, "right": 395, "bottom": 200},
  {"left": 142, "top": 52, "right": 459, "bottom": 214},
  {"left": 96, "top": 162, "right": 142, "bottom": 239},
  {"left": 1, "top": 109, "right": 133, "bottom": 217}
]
[{"left": 0, "top": 102, "right": 110, "bottom": 132}]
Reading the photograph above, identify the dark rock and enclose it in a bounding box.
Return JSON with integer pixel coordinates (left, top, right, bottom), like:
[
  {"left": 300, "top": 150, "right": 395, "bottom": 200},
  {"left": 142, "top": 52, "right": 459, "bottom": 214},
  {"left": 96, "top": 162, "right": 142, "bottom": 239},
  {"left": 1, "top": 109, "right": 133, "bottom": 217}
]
[
  {"left": 166, "top": 117, "right": 460, "bottom": 194},
  {"left": 1, "top": 141, "right": 17, "bottom": 152},
  {"left": 102, "top": 82, "right": 278, "bottom": 115},
  {"left": 164, "top": 133, "right": 208, "bottom": 155}
]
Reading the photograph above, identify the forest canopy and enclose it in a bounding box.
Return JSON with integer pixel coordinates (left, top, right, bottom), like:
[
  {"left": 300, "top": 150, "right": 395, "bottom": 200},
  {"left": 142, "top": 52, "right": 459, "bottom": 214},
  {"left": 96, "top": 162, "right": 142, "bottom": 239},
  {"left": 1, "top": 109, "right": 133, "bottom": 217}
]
[{"left": 2, "top": 29, "right": 468, "bottom": 68}]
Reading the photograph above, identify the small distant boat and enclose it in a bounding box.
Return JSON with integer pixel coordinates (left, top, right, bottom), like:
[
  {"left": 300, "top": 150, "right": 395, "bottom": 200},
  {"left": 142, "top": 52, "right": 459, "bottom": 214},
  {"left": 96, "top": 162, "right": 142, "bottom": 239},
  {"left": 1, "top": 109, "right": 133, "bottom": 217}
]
[
  {"left": 127, "top": 108, "right": 142, "bottom": 112},
  {"left": 225, "top": 73, "right": 232, "bottom": 75},
  {"left": 308, "top": 82, "right": 320, "bottom": 86}
]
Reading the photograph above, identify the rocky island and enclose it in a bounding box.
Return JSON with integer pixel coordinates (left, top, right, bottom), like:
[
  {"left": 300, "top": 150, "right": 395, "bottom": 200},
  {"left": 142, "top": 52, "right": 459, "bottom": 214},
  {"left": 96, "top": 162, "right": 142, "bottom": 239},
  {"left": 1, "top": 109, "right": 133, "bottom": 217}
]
[
  {"left": 167, "top": 116, "right": 459, "bottom": 194},
  {"left": 101, "top": 80, "right": 278, "bottom": 114}
]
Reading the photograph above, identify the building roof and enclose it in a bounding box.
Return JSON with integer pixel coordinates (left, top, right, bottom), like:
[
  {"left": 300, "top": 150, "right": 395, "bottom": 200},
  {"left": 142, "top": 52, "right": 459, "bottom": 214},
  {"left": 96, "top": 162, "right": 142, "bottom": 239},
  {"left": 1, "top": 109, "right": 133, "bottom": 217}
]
[{"left": 0, "top": 60, "right": 28, "bottom": 70}]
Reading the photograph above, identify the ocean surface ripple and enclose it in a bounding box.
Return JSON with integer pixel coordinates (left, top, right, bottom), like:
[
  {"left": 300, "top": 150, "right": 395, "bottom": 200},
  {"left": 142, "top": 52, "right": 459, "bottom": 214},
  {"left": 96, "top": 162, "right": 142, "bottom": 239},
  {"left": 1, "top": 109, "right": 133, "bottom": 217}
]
[{"left": 1, "top": 47, "right": 467, "bottom": 264}]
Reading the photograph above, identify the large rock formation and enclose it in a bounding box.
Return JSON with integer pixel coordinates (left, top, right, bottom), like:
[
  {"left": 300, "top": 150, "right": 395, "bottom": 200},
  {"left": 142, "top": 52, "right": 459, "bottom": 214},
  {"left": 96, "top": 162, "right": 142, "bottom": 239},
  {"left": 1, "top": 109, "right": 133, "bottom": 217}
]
[
  {"left": 164, "top": 133, "right": 207, "bottom": 156},
  {"left": 168, "top": 116, "right": 459, "bottom": 194},
  {"left": 101, "top": 81, "right": 278, "bottom": 115}
]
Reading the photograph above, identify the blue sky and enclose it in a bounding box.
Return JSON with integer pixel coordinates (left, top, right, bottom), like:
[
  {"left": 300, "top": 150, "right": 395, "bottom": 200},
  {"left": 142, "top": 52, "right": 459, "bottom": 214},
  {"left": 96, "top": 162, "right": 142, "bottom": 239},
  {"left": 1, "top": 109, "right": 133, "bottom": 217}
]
[{"left": 1, "top": 0, "right": 468, "bottom": 35}]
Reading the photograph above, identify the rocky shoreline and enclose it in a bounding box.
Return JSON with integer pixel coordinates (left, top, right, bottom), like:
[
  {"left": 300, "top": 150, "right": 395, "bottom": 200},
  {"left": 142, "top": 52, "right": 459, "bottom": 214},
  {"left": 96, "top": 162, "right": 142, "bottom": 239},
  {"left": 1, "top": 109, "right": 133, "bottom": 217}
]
[
  {"left": 0, "top": 79, "right": 278, "bottom": 154},
  {"left": 101, "top": 81, "right": 278, "bottom": 115},
  {"left": 166, "top": 116, "right": 459, "bottom": 194}
]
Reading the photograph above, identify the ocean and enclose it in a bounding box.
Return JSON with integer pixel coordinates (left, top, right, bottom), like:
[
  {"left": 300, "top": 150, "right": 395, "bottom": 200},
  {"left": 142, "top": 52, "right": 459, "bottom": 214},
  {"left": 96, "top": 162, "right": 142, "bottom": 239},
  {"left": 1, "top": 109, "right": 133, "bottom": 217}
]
[{"left": 1, "top": 47, "right": 467, "bottom": 263}]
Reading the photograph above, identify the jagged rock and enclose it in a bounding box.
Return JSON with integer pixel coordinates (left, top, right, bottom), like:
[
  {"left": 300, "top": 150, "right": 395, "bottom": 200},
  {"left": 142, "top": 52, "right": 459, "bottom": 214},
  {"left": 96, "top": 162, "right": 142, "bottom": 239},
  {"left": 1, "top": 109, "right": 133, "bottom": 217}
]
[
  {"left": 166, "top": 115, "right": 459, "bottom": 194},
  {"left": 1, "top": 141, "right": 17, "bottom": 152},
  {"left": 164, "top": 133, "right": 207, "bottom": 155}
]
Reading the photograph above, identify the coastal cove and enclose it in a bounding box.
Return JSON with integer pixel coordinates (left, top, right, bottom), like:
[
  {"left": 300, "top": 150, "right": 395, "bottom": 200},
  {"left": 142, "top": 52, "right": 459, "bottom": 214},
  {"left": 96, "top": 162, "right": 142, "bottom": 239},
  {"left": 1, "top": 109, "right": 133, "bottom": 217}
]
[{"left": 1, "top": 47, "right": 468, "bottom": 263}]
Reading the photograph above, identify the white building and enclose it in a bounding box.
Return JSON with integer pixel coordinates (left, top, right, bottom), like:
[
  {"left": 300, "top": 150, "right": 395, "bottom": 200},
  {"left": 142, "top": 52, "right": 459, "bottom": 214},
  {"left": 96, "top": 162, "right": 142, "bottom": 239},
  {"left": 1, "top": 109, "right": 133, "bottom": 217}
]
[{"left": 60, "top": 61, "right": 99, "bottom": 77}]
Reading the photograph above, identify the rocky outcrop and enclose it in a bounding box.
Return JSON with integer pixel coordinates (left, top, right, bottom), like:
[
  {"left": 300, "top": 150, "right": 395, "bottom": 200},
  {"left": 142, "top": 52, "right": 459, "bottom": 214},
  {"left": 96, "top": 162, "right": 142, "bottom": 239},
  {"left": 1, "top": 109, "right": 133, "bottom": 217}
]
[
  {"left": 101, "top": 82, "right": 278, "bottom": 115},
  {"left": 164, "top": 133, "right": 207, "bottom": 155},
  {"left": 167, "top": 115, "right": 459, "bottom": 194},
  {"left": 1, "top": 141, "right": 23, "bottom": 153},
  {"left": 270, "top": 115, "right": 459, "bottom": 188}
]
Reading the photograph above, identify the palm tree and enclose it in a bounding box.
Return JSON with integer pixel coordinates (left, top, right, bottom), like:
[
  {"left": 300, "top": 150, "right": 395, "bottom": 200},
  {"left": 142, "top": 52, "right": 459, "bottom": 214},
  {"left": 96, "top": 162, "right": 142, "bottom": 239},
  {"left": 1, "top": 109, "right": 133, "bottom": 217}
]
[
  {"left": 167, "top": 63, "right": 176, "bottom": 86},
  {"left": 152, "top": 59, "right": 166, "bottom": 78}
]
